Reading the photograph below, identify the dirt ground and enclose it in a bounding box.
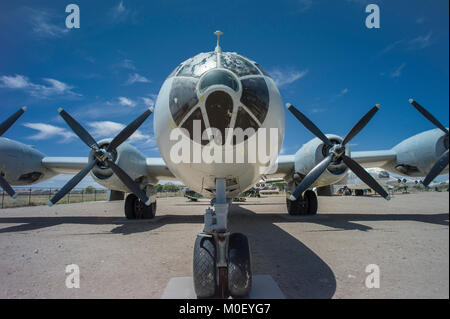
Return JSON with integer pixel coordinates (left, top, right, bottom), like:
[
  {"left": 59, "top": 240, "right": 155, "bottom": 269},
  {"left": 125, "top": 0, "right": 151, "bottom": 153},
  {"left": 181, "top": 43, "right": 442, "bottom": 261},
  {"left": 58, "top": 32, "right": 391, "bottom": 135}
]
[{"left": 0, "top": 192, "right": 448, "bottom": 299}]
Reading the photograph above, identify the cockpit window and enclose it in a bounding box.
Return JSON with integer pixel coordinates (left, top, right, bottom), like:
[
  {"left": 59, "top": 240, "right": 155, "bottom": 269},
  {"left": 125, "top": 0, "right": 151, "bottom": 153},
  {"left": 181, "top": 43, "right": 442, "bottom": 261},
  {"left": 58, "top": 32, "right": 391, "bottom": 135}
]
[
  {"left": 199, "top": 69, "right": 239, "bottom": 93},
  {"left": 220, "top": 52, "right": 260, "bottom": 77},
  {"left": 240, "top": 77, "right": 269, "bottom": 123},
  {"left": 177, "top": 52, "right": 217, "bottom": 77},
  {"left": 169, "top": 78, "right": 199, "bottom": 125}
]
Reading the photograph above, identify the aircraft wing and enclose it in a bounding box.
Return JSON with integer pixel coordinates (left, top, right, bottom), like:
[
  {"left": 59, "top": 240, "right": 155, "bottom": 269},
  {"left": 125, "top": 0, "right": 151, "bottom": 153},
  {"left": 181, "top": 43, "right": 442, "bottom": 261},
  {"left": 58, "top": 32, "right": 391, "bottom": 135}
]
[
  {"left": 266, "top": 150, "right": 397, "bottom": 181},
  {"left": 42, "top": 156, "right": 176, "bottom": 180}
]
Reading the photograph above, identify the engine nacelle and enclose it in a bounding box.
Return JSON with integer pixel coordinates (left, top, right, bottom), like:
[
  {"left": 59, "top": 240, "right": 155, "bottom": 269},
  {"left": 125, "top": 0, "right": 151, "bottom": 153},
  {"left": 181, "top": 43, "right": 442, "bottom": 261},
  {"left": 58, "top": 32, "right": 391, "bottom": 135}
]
[
  {"left": 0, "top": 137, "right": 54, "bottom": 185},
  {"left": 294, "top": 134, "right": 350, "bottom": 187},
  {"left": 388, "top": 128, "right": 449, "bottom": 177},
  {"left": 90, "top": 139, "right": 149, "bottom": 192}
]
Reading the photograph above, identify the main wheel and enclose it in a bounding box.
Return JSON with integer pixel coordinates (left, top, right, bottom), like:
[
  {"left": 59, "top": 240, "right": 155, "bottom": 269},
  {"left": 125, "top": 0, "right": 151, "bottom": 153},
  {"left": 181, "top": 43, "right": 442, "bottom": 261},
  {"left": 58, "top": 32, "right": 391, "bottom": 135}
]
[
  {"left": 193, "top": 236, "right": 217, "bottom": 298},
  {"left": 355, "top": 189, "right": 364, "bottom": 196},
  {"left": 124, "top": 194, "right": 155, "bottom": 219},
  {"left": 286, "top": 190, "right": 318, "bottom": 215},
  {"left": 228, "top": 233, "right": 252, "bottom": 298},
  {"left": 304, "top": 190, "right": 318, "bottom": 215}
]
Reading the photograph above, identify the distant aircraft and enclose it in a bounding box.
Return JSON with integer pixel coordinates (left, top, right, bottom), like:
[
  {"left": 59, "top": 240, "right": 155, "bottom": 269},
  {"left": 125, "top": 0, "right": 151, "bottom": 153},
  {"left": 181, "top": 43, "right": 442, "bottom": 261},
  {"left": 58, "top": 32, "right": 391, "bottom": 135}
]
[
  {"left": 0, "top": 32, "right": 448, "bottom": 298},
  {"left": 336, "top": 167, "right": 421, "bottom": 195}
]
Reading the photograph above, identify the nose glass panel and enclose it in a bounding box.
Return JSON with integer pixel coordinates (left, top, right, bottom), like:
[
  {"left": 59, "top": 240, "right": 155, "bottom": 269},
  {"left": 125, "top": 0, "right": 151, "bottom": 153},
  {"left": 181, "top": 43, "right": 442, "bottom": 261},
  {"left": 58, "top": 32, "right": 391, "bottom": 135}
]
[
  {"left": 177, "top": 52, "right": 217, "bottom": 78},
  {"left": 199, "top": 70, "right": 239, "bottom": 93},
  {"left": 205, "top": 91, "right": 234, "bottom": 144},
  {"left": 220, "top": 52, "right": 260, "bottom": 77},
  {"left": 240, "top": 77, "right": 269, "bottom": 124},
  {"left": 169, "top": 78, "right": 199, "bottom": 125}
]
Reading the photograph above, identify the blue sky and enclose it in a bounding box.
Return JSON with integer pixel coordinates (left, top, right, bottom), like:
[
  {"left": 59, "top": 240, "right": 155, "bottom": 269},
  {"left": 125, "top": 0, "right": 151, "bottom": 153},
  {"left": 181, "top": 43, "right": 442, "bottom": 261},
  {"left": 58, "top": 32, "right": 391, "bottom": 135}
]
[{"left": 0, "top": 0, "right": 448, "bottom": 187}]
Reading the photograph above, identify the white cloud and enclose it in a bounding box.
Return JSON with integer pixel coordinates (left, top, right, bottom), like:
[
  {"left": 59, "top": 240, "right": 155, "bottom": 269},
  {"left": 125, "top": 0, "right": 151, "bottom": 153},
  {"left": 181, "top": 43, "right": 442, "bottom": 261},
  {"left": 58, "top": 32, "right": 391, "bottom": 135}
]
[
  {"left": 298, "top": 0, "right": 313, "bottom": 12},
  {"left": 87, "top": 121, "right": 153, "bottom": 144},
  {"left": 416, "top": 17, "right": 425, "bottom": 24},
  {"left": 110, "top": 1, "right": 135, "bottom": 22},
  {"left": 408, "top": 31, "right": 433, "bottom": 50},
  {"left": 26, "top": 8, "right": 69, "bottom": 38},
  {"left": 270, "top": 68, "right": 308, "bottom": 87},
  {"left": 390, "top": 63, "right": 406, "bottom": 78},
  {"left": 119, "top": 59, "right": 136, "bottom": 70},
  {"left": 125, "top": 73, "right": 150, "bottom": 85},
  {"left": 381, "top": 31, "right": 433, "bottom": 55},
  {"left": 339, "top": 88, "right": 349, "bottom": 96},
  {"left": 0, "top": 74, "right": 80, "bottom": 98},
  {"left": 0, "top": 74, "right": 30, "bottom": 88},
  {"left": 118, "top": 96, "right": 136, "bottom": 107},
  {"left": 23, "top": 123, "right": 75, "bottom": 141}
]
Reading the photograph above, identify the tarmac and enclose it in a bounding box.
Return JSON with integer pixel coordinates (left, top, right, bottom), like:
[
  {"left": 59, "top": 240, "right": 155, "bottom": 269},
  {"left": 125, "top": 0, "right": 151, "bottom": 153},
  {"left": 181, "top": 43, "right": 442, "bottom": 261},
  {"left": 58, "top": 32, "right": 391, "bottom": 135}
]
[{"left": 0, "top": 192, "right": 448, "bottom": 299}]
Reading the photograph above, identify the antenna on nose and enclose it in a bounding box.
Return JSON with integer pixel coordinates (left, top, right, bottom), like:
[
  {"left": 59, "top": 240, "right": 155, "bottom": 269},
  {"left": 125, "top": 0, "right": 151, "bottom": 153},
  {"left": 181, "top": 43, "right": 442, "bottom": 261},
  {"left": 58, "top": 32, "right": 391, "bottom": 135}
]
[{"left": 214, "top": 30, "right": 223, "bottom": 53}]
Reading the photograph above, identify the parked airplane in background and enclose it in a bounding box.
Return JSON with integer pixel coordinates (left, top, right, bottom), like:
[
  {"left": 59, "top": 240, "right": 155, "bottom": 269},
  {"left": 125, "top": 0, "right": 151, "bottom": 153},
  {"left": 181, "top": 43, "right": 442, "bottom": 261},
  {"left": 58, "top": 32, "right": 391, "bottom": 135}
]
[
  {"left": 336, "top": 167, "right": 422, "bottom": 196},
  {"left": 0, "top": 32, "right": 448, "bottom": 298}
]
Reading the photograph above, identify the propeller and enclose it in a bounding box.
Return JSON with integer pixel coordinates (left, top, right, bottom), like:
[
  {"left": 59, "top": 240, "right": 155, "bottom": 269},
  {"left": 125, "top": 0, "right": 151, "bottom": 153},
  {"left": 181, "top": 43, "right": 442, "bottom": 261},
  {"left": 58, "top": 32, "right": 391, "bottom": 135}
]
[
  {"left": 409, "top": 99, "right": 449, "bottom": 187},
  {"left": 0, "top": 107, "right": 27, "bottom": 198},
  {"left": 286, "top": 103, "right": 390, "bottom": 201},
  {"left": 48, "top": 107, "right": 154, "bottom": 206}
]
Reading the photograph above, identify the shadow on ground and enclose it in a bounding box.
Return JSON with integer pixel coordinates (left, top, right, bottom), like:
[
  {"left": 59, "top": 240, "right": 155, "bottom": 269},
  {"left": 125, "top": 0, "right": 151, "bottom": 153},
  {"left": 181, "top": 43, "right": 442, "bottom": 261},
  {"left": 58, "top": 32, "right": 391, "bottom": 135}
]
[{"left": 0, "top": 203, "right": 448, "bottom": 298}]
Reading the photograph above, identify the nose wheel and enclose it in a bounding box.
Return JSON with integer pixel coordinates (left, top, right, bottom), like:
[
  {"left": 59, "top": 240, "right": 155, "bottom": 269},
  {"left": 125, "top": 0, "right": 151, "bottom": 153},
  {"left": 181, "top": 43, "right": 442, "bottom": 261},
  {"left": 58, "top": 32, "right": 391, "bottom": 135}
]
[
  {"left": 193, "top": 232, "right": 252, "bottom": 298},
  {"left": 193, "top": 178, "right": 252, "bottom": 298}
]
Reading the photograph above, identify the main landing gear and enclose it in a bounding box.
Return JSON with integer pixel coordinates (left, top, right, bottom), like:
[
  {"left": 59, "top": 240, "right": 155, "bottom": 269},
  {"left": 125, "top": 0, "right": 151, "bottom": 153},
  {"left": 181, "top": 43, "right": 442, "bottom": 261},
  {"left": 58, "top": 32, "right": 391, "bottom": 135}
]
[
  {"left": 193, "top": 179, "right": 252, "bottom": 298},
  {"left": 124, "top": 185, "right": 157, "bottom": 219},
  {"left": 286, "top": 189, "right": 318, "bottom": 215}
]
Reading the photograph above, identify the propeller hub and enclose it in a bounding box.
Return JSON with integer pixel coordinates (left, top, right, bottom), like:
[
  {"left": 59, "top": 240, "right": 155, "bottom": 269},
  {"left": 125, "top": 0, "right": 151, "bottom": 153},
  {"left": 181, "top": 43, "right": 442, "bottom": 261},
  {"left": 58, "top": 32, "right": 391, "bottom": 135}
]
[
  {"left": 330, "top": 144, "right": 345, "bottom": 157},
  {"left": 94, "top": 148, "right": 113, "bottom": 163}
]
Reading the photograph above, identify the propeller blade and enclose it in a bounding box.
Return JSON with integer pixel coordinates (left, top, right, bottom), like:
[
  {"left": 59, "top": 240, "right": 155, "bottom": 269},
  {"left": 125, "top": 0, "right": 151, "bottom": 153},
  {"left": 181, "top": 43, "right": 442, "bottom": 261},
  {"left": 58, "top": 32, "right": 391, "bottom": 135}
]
[
  {"left": 341, "top": 154, "right": 390, "bottom": 200},
  {"left": 105, "top": 159, "right": 150, "bottom": 205},
  {"left": 0, "top": 174, "right": 17, "bottom": 199},
  {"left": 342, "top": 105, "right": 380, "bottom": 145},
  {"left": 290, "top": 155, "right": 333, "bottom": 201},
  {"left": 107, "top": 107, "right": 154, "bottom": 152},
  {"left": 287, "top": 103, "right": 333, "bottom": 147},
  {"left": 0, "top": 106, "right": 27, "bottom": 136},
  {"left": 422, "top": 149, "right": 449, "bottom": 187},
  {"left": 58, "top": 108, "right": 99, "bottom": 150},
  {"left": 48, "top": 160, "right": 97, "bottom": 206},
  {"left": 409, "top": 99, "right": 449, "bottom": 135}
]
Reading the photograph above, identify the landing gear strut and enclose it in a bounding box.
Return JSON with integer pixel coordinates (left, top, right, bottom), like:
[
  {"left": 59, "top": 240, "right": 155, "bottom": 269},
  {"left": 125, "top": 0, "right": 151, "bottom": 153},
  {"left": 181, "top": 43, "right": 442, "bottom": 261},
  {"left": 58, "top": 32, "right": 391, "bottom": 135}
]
[
  {"left": 193, "top": 178, "right": 252, "bottom": 298},
  {"left": 286, "top": 189, "right": 318, "bottom": 215}
]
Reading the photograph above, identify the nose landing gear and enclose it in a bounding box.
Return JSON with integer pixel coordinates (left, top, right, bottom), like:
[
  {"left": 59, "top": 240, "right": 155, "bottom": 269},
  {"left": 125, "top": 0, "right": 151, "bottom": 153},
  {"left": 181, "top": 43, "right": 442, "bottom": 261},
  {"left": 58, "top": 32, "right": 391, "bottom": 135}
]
[{"left": 192, "top": 178, "right": 252, "bottom": 298}]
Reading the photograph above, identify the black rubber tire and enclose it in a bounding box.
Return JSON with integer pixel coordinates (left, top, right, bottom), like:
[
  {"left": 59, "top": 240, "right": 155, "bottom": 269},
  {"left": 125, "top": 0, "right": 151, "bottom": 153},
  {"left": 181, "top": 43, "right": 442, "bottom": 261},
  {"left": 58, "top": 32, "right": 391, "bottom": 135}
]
[
  {"left": 193, "top": 236, "right": 217, "bottom": 298},
  {"left": 124, "top": 194, "right": 155, "bottom": 219},
  {"left": 286, "top": 197, "right": 307, "bottom": 215},
  {"left": 124, "top": 194, "right": 137, "bottom": 219},
  {"left": 228, "top": 233, "right": 252, "bottom": 298},
  {"left": 355, "top": 189, "right": 364, "bottom": 196},
  {"left": 304, "top": 190, "right": 318, "bottom": 215},
  {"left": 142, "top": 202, "right": 156, "bottom": 219}
]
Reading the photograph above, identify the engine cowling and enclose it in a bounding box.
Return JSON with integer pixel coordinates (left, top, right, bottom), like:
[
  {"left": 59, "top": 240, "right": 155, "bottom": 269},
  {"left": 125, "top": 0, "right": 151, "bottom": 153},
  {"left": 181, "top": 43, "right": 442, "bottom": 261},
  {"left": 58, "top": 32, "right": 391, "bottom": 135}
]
[
  {"left": 90, "top": 139, "right": 148, "bottom": 192},
  {"left": 0, "top": 137, "right": 54, "bottom": 185},
  {"left": 293, "top": 134, "right": 350, "bottom": 187},
  {"left": 389, "top": 128, "right": 449, "bottom": 177}
]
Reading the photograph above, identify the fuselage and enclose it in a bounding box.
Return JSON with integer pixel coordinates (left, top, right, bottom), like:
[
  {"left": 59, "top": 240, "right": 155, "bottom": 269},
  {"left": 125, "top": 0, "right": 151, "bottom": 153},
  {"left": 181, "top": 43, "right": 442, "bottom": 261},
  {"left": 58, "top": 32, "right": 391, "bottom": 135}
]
[{"left": 154, "top": 51, "right": 285, "bottom": 198}]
